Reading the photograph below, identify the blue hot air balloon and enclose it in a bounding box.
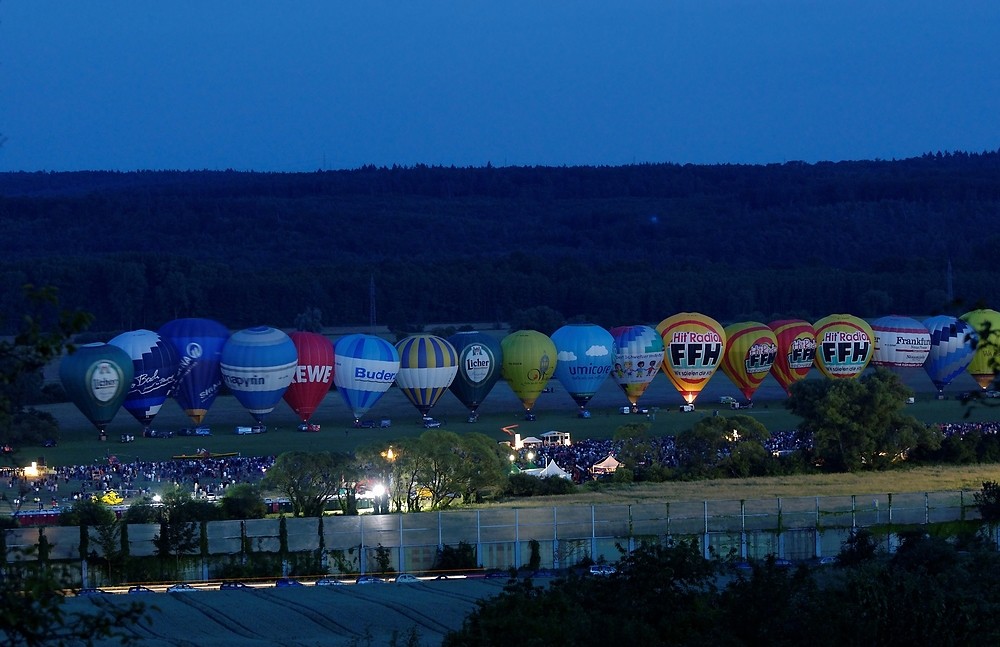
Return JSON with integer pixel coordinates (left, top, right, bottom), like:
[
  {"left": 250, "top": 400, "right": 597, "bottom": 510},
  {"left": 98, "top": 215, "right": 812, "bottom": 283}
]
[
  {"left": 395, "top": 334, "right": 459, "bottom": 418},
  {"left": 333, "top": 334, "right": 400, "bottom": 424},
  {"left": 220, "top": 326, "right": 298, "bottom": 423},
  {"left": 59, "top": 343, "right": 134, "bottom": 440},
  {"left": 159, "top": 318, "right": 230, "bottom": 424},
  {"left": 923, "top": 315, "right": 978, "bottom": 397},
  {"left": 108, "top": 329, "right": 180, "bottom": 431},
  {"left": 551, "top": 323, "right": 614, "bottom": 415},
  {"left": 447, "top": 331, "right": 503, "bottom": 422}
]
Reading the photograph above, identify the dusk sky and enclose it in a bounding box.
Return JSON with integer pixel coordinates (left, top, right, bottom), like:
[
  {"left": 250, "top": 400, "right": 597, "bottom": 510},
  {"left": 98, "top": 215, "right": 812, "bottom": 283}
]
[{"left": 2, "top": 2, "right": 999, "bottom": 172}]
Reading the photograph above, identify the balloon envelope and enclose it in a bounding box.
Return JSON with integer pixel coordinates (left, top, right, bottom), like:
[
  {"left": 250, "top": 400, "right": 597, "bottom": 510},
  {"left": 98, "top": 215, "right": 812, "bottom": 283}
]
[
  {"left": 501, "top": 330, "right": 557, "bottom": 413},
  {"left": 813, "top": 314, "right": 874, "bottom": 379},
  {"left": 551, "top": 324, "right": 614, "bottom": 410},
  {"left": 221, "top": 326, "right": 298, "bottom": 423},
  {"left": 720, "top": 322, "right": 778, "bottom": 402},
  {"left": 609, "top": 325, "right": 664, "bottom": 408},
  {"left": 656, "top": 313, "right": 726, "bottom": 404},
  {"left": 59, "top": 343, "right": 134, "bottom": 434},
  {"left": 767, "top": 320, "right": 817, "bottom": 395},
  {"left": 283, "top": 331, "right": 335, "bottom": 422},
  {"left": 870, "top": 316, "right": 931, "bottom": 368},
  {"left": 158, "top": 318, "right": 230, "bottom": 424},
  {"left": 961, "top": 309, "right": 1000, "bottom": 390},
  {"left": 395, "top": 334, "right": 459, "bottom": 417},
  {"left": 447, "top": 331, "right": 502, "bottom": 416},
  {"left": 108, "top": 329, "right": 180, "bottom": 428},
  {"left": 333, "top": 334, "right": 400, "bottom": 421},
  {"left": 923, "top": 315, "right": 978, "bottom": 394}
]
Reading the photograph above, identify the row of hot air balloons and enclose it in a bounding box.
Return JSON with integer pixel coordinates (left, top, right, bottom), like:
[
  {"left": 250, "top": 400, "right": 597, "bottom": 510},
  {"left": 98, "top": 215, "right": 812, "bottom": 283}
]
[{"left": 57, "top": 308, "right": 1000, "bottom": 438}]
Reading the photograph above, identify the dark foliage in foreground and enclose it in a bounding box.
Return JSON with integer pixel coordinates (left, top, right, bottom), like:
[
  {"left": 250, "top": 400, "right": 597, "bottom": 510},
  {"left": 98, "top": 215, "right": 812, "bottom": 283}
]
[{"left": 444, "top": 534, "right": 1000, "bottom": 647}]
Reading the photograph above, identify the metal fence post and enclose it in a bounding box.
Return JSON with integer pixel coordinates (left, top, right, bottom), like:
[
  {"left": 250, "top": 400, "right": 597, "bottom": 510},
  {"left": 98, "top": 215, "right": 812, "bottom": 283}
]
[
  {"left": 740, "top": 500, "right": 747, "bottom": 560},
  {"left": 703, "top": 500, "right": 710, "bottom": 560}
]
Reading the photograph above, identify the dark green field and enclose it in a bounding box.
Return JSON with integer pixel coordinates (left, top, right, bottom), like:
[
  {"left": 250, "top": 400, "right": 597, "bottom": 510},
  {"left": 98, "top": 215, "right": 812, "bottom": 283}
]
[{"left": 25, "top": 365, "right": 995, "bottom": 469}]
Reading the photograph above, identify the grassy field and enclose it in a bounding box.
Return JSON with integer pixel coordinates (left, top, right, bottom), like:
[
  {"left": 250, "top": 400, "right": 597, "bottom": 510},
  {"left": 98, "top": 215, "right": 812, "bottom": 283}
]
[{"left": 17, "top": 368, "right": 1000, "bottom": 504}]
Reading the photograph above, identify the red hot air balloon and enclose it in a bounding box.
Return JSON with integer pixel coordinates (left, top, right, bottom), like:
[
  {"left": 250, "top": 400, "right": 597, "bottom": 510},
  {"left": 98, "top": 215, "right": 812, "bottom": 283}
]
[
  {"left": 768, "top": 320, "right": 817, "bottom": 395},
  {"left": 283, "top": 331, "right": 335, "bottom": 424}
]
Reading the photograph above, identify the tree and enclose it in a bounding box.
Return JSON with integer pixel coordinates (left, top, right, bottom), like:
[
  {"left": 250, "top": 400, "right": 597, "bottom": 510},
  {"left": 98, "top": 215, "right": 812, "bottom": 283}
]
[
  {"left": 975, "top": 480, "right": 1000, "bottom": 522},
  {"left": 221, "top": 483, "right": 267, "bottom": 519},
  {"left": 262, "top": 451, "right": 345, "bottom": 517},
  {"left": 152, "top": 485, "right": 205, "bottom": 567},
  {"left": 786, "top": 368, "right": 938, "bottom": 471}
]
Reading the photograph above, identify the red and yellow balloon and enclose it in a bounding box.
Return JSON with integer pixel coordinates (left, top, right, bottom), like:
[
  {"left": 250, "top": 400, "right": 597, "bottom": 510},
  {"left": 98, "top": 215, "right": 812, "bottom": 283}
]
[
  {"left": 656, "top": 312, "right": 726, "bottom": 404},
  {"left": 720, "top": 322, "right": 778, "bottom": 402},
  {"left": 768, "top": 320, "right": 817, "bottom": 394}
]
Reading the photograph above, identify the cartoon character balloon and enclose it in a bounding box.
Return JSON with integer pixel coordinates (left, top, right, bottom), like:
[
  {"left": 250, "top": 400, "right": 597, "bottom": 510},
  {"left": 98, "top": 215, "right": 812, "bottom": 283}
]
[
  {"left": 720, "top": 322, "right": 778, "bottom": 403},
  {"left": 961, "top": 309, "right": 1000, "bottom": 390},
  {"left": 283, "top": 331, "right": 335, "bottom": 423},
  {"left": 221, "top": 326, "right": 298, "bottom": 423},
  {"left": 551, "top": 324, "right": 614, "bottom": 415},
  {"left": 923, "top": 315, "right": 978, "bottom": 397},
  {"left": 609, "top": 325, "right": 664, "bottom": 411},
  {"left": 656, "top": 313, "right": 726, "bottom": 404},
  {"left": 158, "top": 317, "right": 230, "bottom": 424},
  {"left": 333, "top": 334, "right": 400, "bottom": 424},
  {"left": 813, "top": 314, "right": 874, "bottom": 380},
  {"left": 59, "top": 343, "right": 134, "bottom": 440},
  {"left": 870, "top": 316, "right": 931, "bottom": 369},
  {"left": 108, "top": 329, "right": 180, "bottom": 431},
  {"left": 395, "top": 334, "right": 459, "bottom": 418},
  {"left": 768, "top": 320, "right": 817, "bottom": 395},
  {"left": 501, "top": 330, "right": 557, "bottom": 420},
  {"left": 447, "top": 331, "right": 503, "bottom": 422}
]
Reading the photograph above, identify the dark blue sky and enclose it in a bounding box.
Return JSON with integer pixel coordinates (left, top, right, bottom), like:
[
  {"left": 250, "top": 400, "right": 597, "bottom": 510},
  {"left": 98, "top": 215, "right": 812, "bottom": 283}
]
[{"left": 3, "top": 2, "right": 999, "bottom": 172}]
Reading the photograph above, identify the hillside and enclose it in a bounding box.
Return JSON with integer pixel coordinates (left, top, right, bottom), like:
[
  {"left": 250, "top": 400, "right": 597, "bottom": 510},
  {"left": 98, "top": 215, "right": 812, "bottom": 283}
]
[{"left": 2, "top": 152, "right": 998, "bottom": 334}]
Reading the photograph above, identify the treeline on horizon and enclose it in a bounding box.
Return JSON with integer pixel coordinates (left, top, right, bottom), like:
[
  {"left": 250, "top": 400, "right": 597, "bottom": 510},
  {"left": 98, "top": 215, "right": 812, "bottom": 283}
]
[{"left": 1, "top": 150, "right": 999, "bottom": 336}]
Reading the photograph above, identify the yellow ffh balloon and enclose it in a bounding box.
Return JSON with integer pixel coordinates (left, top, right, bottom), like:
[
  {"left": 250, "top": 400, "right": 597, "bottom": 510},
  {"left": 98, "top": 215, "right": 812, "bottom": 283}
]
[
  {"left": 501, "top": 330, "right": 557, "bottom": 413},
  {"left": 656, "top": 312, "right": 726, "bottom": 404},
  {"left": 720, "top": 322, "right": 778, "bottom": 402},
  {"left": 961, "top": 308, "right": 1000, "bottom": 390},
  {"left": 813, "top": 314, "right": 874, "bottom": 379}
]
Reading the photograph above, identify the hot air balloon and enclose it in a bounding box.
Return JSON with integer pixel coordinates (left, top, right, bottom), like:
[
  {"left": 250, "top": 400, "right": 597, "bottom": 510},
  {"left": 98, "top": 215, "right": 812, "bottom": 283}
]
[
  {"left": 158, "top": 317, "right": 230, "bottom": 424},
  {"left": 395, "top": 334, "right": 459, "bottom": 418},
  {"left": 59, "top": 343, "right": 134, "bottom": 440},
  {"left": 923, "top": 315, "right": 978, "bottom": 397},
  {"left": 551, "top": 324, "right": 614, "bottom": 416},
  {"left": 767, "top": 319, "right": 817, "bottom": 395},
  {"left": 108, "top": 329, "right": 180, "bottom": 431},
  {"left": 870, "top": 316, "right": 931, "bottom": 369},
  {"left": 720, "top": 322, "right": 778, "bottom": 403},
  {"left": 283, "top": 331, "right": 335, "bottom": 423},
  {"left": 656, "top": 313, "right": 726, "bottom": 405},
  {"left": 501, "top": 330, "right": 557, "bottom": 420},
  {"left": 220, "top": 326, "right": 297, "bottom": 423},
  {"left": 333, "top": 334, "right": 400, "bottom": 424},
  {"left": 609, "top": 325, "right": 664, "bottom": 412},
  {"left": 813, "top": 314, "right": 874, "bottom": 380},
  {"left": 961, "top": 309, "right": 1000, "bottom": 390},
  {"left": 447, "top": 331, "right": 503, "bottom": 422}
]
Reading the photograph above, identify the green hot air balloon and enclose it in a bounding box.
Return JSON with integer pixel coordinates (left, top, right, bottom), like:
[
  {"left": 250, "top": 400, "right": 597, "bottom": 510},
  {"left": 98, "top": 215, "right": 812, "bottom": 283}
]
[
  {"left": 501, "top": 330, "right": 557, "bottom": 421},
  {"left": 59, "top": 343, "right": 134, "bottom": 441}
]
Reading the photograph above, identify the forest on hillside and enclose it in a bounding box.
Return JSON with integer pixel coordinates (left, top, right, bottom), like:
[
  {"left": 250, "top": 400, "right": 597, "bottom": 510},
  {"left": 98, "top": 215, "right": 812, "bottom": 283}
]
[{"left": 1, "top": 150, "right": 998, "bottom": 335}]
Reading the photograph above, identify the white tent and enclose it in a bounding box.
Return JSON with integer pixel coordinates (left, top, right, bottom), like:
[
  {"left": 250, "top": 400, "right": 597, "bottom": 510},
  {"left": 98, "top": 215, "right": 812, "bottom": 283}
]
[
  {"left": 590, "top": 454, "right": 621, "bottom": 476},
  {"left": 525, "top": 459, "right": 572, "bottom": 480}
]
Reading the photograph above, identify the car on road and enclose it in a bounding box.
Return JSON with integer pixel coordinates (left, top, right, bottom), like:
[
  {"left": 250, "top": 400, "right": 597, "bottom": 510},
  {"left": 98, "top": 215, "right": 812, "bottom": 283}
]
[
  {"left": 166, "top": 583, "right": 200, "bottom": 593},
  {"left": 128, "top": 585, "right": 156, "bottom": 594},
  {"left": 219, "top": 581, "right": 252, "bottom": 590},
  {"left": 315, "top": 576, "right": 345, "bottom": 586},
  {"left": 77, "top": 587, "right": 112, "bottom": 596},
  {"left": 355, "top": 575, "right": 386, "bottom": 584},
  {"left": 393, "top": 574, "right": 420, "bottom": 583},
  {"left": 275, "top": 578, "right": 304, "bottom": 587}
]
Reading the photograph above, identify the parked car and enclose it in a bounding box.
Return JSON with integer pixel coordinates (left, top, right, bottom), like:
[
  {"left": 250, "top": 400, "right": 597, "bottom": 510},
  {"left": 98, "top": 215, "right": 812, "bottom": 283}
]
[
  {"left": 275, "top": 577, "right": 304, "bottom": 587},
  {"left": 219, "top": 581, "right": 252, "bottom": 590},
  {"left": 166, "top": 583, "right": 200, "bottom": 593},
  {"left": 314, "top": 576, "right": 345, "bottom": 586},
  {"left": 588, "top": 564, "right": 616, "bottom": 576},
  {"left": 77, "top": 587, "right": 112, "bottom": 596},
  {"left": 355, "top": 575, "right": 386, "bottom": 584},
  {"left": 422, "top": 418, "right": 442, "bottom": 429},
  {"left": 144, "top": 429, "right": 174, "bottom": 439},
  {"left": 297, "top": 423, "right": 320, "bottom": 432},
  {"left": 393, "top": 573, "right": 420, "bottom": 583},
  {"left": 127, "top": 585, "right": 156, "bottom": 594},
  {"left": 179, "top": 427, "right": 212, "bottom": 436},
  {"left": 355, "top": 420, "right": 377, "bottom": 429}
]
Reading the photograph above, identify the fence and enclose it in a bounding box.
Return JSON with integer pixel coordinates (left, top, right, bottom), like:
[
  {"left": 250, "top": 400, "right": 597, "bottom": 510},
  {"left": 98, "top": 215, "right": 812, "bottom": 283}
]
[{"left": 3, "top": 489, "right": 991, "bottom": 583}]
